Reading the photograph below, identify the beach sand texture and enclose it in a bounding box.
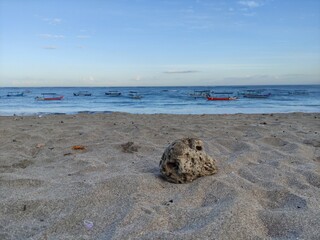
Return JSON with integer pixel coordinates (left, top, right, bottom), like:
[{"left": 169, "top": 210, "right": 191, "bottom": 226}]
[{"left": 0, "top": 113, "right": 319, "bottom": 239}]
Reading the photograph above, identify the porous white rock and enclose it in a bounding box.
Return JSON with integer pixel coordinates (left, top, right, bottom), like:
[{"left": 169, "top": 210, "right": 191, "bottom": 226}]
[{"left": 159, "top": 138, "right": 217, "bottom": 183}]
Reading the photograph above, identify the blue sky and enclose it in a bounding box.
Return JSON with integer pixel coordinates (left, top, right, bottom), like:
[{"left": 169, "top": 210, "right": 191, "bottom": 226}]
[{"left": 0, "top": 0, "right": 319, "bottom": 87}]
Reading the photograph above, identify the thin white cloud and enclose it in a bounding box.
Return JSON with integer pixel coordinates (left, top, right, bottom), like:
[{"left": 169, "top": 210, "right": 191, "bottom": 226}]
[
  {"left": 43, "top": 18, "right": 62, "bottom": 25},
  {"left": 39, "top": 34, "right": 65, "bottom": 39},
  {"left": 135, "top": 75, "right": 142, "bottom": 81},
  {"left": 76, "top": 35, "right": 91, "bottom": 39},
  {"left": 238, "top": 1, "right": 262, "bottom": 8},
  {"left": 164, "top": 70, "right": 199, "bottom": 74},
  {"left": 42, "top": 46, "right": 58, "bottom": 50},
  {"left": 243, "top": 12, "right": 257, "bottom": 17},
  {"left": 81, "top": 76, "right": 96, "bottom": 83},
  {"left": 222, "top": 73, "right": 318, "bottom": 85}
]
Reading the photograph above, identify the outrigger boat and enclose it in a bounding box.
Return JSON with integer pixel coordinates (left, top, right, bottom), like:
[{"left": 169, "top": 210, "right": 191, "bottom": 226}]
[
  {"left": 288, "top": 90, "right": 308, "bottom": 95},
  {"left": 35, "top": 93, "right": 64, "bottom": 101},
  {"left": 7, "top": 92, "right": 24, "bottom": 97},
  {"left": 207, "top": 96, "right": 237, "bottom": 101},
  {"left": 128, "top": 91, "right": 142, "bottom": 99},
  {"left": 212, "top": 91, "right": 234, "bottom": 95},
  {"left": 239, "top": 90, "right": 271, "bottom": 98},
  {"left": 105, "top": 91, "right": 121, "bottom": 97},
  {"left": 190, "top": 90, "right": 211, "bottom": 98},
  {"left": 73, "top": 91, "right": 92, "bottom": 96},
  {"left": 243, "top": 93, "right": 271, "bottom": 98}
]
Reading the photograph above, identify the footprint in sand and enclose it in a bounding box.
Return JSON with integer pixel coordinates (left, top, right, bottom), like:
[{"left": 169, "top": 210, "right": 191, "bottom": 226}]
[
  {"left": 258, "top": 189, "right": 307, "bottom": 210},
  {"left": 0, "top": 159, "right": 34, "bottom": 173},
  {"left": 201, "top": 181, "right": 236, "bottom": 207},
  {"left": 0, "top": 178, "right": 44, "bottom": 188},
  {"left": 12, "top": 159, "right": 33, "bottom": 169},
  {"left": 300, "top": 170, "right": 320, "bottom": 188},
  {"left": 303, "top": 139, "right": 320, "bottom": 147},
  {"left": 262, "top": 137, "right": 288, "bottom": 147},
  {"left": 259, "top": 211, "right": 303, "bottom": 238}
]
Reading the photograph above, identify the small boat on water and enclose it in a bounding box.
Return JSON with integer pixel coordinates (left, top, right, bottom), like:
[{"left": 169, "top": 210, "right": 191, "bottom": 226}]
[
  {"left": 105, "top": 91, "right": 121, "bottom": 97},
  {"left": 190, "top": 90, "right": 211, "bottom": 98},
  {"left": 243, "top": 93, "right": 271, "bottom": 98},
  {"left": 212, "top": 91, "right": 234, "bottom": 95},
  {"left": 288, "top": 90, "right": 308, "bottom": 95},
  {"left": 73, "top": 91, "right": 92, "bottom": 96},
  {"left": 128, "top": 91, "right": 142, "bottom": 99},
  {"left": 7, "top": 92, "right": 24, "bottom": 97},
  {"left": 239, "top": 90, "right": 271, "bottom": 99},
  {"left": 207, "top": 96, "right": 237, "bottom": 101},
  {"left": 35, "top": 93, "right": 64, "bottom": 101}
]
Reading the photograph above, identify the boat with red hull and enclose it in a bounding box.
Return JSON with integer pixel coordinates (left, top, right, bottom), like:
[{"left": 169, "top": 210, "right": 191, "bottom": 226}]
[{"left": 207, "top": 96, "right": 237, "bottom": 101}]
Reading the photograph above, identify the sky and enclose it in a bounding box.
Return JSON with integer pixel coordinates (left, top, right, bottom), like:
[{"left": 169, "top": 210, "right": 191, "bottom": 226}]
[{"left": 0, "top": 0, "right": 319, "bottom": 87}]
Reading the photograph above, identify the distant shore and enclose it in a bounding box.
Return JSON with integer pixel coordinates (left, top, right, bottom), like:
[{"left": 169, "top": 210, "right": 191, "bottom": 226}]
[{"left": 0, "top": 112, "right": 319, "bottom": 239}]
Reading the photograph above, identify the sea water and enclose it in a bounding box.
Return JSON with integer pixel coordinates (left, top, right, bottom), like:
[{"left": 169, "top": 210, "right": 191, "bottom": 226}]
[{"left": 0, "top": 85, "right": 319, "bottom": 116}]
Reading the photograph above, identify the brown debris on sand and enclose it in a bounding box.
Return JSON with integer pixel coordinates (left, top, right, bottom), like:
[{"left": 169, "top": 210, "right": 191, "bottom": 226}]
[
  {"left": 121, "top": 142, "right": 140, "bottom": 153},
  {"left": 72, "top": 145, "right": 86, "bottom": 150},
  {"left": 159, "top": 138, "right": 218, "bottom": 183}
]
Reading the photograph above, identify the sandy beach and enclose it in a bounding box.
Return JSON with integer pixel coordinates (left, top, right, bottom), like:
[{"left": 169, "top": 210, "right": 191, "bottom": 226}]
[{"left": 0, "top": 112, "right": 319, "bottom": 239}]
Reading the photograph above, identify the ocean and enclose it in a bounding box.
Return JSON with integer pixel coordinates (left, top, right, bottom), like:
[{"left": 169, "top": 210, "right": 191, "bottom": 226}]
[{"left": 0, "top": 85, "right": 319, "bottom": 116}]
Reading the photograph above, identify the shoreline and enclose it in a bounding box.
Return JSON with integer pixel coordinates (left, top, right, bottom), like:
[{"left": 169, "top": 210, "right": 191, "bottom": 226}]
[
  {"left": 1, "top": 112, "right": 319, "bottom": 239},
  {"left": 1, "top": 110, "right": 320, "bottom": 117}
]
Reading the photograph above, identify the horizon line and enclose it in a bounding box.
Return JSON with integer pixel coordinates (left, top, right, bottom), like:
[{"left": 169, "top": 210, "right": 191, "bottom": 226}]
[{"left": 1, "top": 83, "right": 319, "bottom": 88}]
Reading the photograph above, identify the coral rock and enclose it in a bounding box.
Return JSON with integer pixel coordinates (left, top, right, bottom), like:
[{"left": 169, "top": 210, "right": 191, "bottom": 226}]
[{"left": 159, "top": 138, "right": 217, "bottom": 183}]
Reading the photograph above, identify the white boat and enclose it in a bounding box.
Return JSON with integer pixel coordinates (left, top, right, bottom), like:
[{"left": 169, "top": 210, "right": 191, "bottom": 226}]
[
  {"left": 128, "top": 91, "right": 142, "bottom": 99},
  {"left": 105, "top": 91, "right": 121, "bottom": 97},
  {"left": 190, "top": 90, "right": 211, "bottom": 98},
  {"left": 243, "top": 93, "right": 271, "bottom": 98},
  {"left": 7, "top": 91, "right": 24, "bottom": 97},
  {"left": 288, "top": 90, "right": 309, "bottom": 95},
  {"left": 240, "top": 90, "right": 271, "bottom": 98}
]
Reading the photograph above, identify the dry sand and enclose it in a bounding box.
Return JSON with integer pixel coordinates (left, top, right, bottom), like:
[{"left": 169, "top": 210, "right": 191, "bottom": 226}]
[{"left": 0, "top": 112, "right": 319, "bottom": 239}]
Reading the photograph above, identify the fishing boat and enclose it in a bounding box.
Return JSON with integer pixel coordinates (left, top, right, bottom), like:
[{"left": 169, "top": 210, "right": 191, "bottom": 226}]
[
  {"left": 190, "top": 90, "right": 211, "bottom": 98},
  {"left": 207, "top": 96, "right": 237, "bottom": 101},
  {"left": 105, "top": 91, "right": 121, "bottom": 97},
  {"left": 73, "top": 91, "right": 92, "bottom": 96},
  {"left": 243, "top": 93, "right": 271, "bottom": 98},
  {"left": 239, "top": 89, "right": 271, "bottom": 98},
  {"left": 212, "top": 91, "right": 234, "bottom": 95},
  {"left": 288, "top": 90, "right": 308, "bottom": 95},
  {"left": 35, "top": 93, "right": 64, "bottom": 101},
  {"left": 128, "top": 91, "right": 142, "bottom": 99},
  {"left": 7, "top": 92, "right": 24, "bottom": 97}
]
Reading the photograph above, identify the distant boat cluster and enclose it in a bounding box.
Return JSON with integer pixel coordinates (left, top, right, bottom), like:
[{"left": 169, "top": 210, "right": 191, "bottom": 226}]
[
  {"left": 2, "top": 90, "right": 144, "bottom": 101},
  {"left": 189, "top": 89, "right": 310, "bottom": 100},
  {"left": 2, "top": 88, "right": 310, "bottom": 101},
  {"left": 190, "top": 89, "right": 272, "bottom": 100}
]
